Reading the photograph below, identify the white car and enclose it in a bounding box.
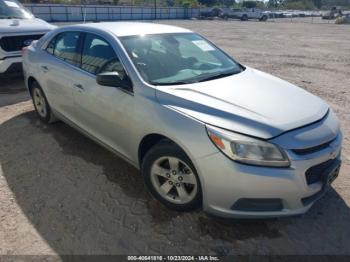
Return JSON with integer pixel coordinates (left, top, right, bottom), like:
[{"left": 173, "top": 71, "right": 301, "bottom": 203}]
[
  {"left": 0, "top": 0, "right": 55, "bottom": 76},
  {"left": 221, "top": 8, "right": 269, "bottom": 21}
]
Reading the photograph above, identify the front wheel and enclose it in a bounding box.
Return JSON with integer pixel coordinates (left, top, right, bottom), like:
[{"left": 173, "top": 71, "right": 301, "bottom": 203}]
[{"left": 142, "top": 141, "right": 202, "bottom": 211}]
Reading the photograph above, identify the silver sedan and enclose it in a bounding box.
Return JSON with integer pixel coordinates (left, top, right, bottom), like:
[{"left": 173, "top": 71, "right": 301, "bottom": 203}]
[{"left": 22, "top": 22, "right": 342, "bottom": 218}]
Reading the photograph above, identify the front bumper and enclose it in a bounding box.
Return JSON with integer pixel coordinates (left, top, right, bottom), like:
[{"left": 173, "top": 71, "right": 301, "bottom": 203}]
[{"left": 194, "top": 133, "right": 342, "bottom": 218}]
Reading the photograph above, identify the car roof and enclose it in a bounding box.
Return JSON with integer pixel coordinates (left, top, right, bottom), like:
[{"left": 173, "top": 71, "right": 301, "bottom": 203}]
[{"left": 72, "top": 22, "right": 192, "bottom": 37}]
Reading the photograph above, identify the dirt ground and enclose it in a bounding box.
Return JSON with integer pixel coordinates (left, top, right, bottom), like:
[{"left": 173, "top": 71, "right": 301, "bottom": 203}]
[{"left": 0, "top": 20, "right": 350, "bottom": 256}]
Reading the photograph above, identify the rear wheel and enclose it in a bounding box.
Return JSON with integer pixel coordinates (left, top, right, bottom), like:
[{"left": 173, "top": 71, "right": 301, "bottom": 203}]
[
  {"left": 142, "top": 141, "right": 202, "bottom": 211},
  {"left": 260, "top": 15, "right": 268, "bottom": 21},
  {"left": 31, "top": 81, "right": 56, "bottom": 123}
]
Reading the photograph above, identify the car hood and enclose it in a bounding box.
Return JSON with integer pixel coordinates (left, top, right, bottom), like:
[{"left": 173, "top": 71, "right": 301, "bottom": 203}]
[
  {"left": 0, "top": 18, "right": 56, "bottom": 34},
  {"left": 156, "top": 67, "right": 329, "bottom": 139}
]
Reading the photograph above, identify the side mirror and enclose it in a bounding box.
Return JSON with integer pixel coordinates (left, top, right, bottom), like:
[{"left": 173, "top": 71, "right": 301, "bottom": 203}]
[{"left": 96, "top": 72, "right": 132, "bottom": 92}]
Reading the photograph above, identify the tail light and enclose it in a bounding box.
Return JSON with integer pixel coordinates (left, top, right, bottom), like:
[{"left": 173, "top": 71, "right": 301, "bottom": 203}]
[{"left": 22, "top": 46, "right": 28, "bottom": 55}]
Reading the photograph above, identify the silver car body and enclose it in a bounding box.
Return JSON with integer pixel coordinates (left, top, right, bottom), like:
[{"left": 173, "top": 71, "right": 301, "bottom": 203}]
[{"left": 22, "top": 22, "right": 342, "bottom": 218}]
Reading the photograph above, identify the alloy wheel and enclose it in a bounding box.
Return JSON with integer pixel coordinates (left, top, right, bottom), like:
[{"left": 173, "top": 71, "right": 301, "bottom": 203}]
[
  {"left": 33, "top": 88, "right": 47, "bottom": 118},
  {"left": 150, "top": 156, "right": 198, "bottom": 204}
]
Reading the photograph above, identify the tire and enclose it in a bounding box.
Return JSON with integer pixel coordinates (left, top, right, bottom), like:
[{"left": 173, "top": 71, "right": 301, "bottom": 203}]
[
  {"left": 30, "top": 81, "right": 56, "bottom": 123},
  {"left": 241, "top": 14, "right": 248, "bottom": 21},
  {"left": 142, "top": 140, "right": 202, "bottom": 212},
  {"left": 260, "top": 15, "right": 267, "bottom": 21}
]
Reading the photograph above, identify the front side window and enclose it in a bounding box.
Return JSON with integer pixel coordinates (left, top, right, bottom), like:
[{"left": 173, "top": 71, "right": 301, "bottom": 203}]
[
  {"left": 120, "top": 33, "right": 243, "bottom": 85},
  {"left": 81, "top": 33, "right": 124, "bottom": 76},
  {"left": 51, "top": 32, "right": 81, "bottom": 67}
]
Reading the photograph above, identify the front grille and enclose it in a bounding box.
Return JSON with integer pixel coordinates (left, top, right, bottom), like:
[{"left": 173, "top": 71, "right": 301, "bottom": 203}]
[
  {"left": 292, "top": 138, "right": 335, "bottom": 155},
  {"left": 231, "top": 198, "right": 283, "bottom": 212},
  {"left": 0, "top": 34, "right": 44, "bottom": 52},
  {"left": 305, "top": 158, "right": 337, "bottom": 185}
]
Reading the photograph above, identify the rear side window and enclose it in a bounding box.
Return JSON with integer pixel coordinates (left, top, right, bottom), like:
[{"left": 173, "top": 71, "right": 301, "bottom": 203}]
[
  {"left": 47, "top": 32, "right": 81, "bottom": 67},
  {"left": 81, "top": 33, "right": 122, "bottom": 75},
  {"left": 46, "top": 37, "right": 55, "bottom": 55}
]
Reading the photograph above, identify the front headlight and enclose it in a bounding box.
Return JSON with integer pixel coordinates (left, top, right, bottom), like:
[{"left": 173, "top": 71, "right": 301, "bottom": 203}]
[{"left": 207, "top": 125, "right": 290, "bottom": 167}]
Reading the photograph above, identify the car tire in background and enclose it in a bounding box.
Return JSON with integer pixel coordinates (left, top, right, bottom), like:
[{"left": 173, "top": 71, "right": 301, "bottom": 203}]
[
  {"left": 260, "top": 15, "right": 268, "bottom": 21},
  {"left": 30, "top": 81, "right": 56, "bottom": 123},
  {"left": 142, "top": 140, "right": 202, "bottom": 211},
  {"left": 241, "top": 14, "right": 248, "bottom": 21}
]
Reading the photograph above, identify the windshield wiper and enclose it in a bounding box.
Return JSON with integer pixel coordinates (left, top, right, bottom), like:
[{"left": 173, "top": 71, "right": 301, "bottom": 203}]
[
  {"left": 196, "top": 70, "right": 238, "bottom": 83},
  {"left": 150, "top": 80, "right": 193, "bottom": 86},
  {"left": 150, "top": 68, "right": 242, "bottom": 86}
]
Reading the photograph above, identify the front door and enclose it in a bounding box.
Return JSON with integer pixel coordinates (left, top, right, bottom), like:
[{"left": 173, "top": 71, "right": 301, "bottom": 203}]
[{"left": 71, "top": 32, "right": 135, "bottom": 159}]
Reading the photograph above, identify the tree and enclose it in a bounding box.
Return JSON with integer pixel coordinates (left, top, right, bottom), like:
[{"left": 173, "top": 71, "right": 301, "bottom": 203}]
[
  {"left": 255, "top": 1, "right": 266, "bottom": 8},
  {"left": 242, "top": 0, "right": 257, "bottom": 8},
  {"left": 221, "top": 0, "right": 235, "bottom": 7},
  {"left": 176, "top": 0, "right": 199, "bottom": 7},
  {"left": 198, "top": 0, "right": 218, "bottom": 7},
  {"left": 268, "top": 0, "right": 283, "bottom": 8},
  {"left": 283, "top": 0, "right": 316, "bottom": 9},
  {"left": 312, "top": 0, "right": 322, "bottom": 8},
  {"left": 167, "top": 0, "right": 176, "bottom": 6}
]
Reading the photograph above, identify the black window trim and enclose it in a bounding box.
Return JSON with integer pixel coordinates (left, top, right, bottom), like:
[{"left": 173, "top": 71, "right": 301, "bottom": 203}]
[
  {"left": 45, "top": 34, "right": 56, "bottom": 55},
  {"left": 79, "top": 32, "right": 117, "bottom": 75},
  {"left": 43, "top": 30, "right": 134, "bottom": 95},
  {"left": 78, "top": 32, "right": 134, "bottom": 94},
  {"left": 45, "top": 31, "right": 83, "bottom": 67}
]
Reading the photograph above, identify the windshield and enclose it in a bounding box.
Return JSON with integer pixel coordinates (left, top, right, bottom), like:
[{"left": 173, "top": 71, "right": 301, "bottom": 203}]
[
  {"left": 120, "top": 33, "right": 243, "bottom": 85},
  {"left": 0, "top": 0, "right": 34, "bottom": 19}
]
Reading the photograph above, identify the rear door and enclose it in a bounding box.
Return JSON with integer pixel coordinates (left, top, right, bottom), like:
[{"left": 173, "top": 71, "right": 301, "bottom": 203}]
[
  {"left": 251, "top": 9, "right": 260, "bottom": 19},
  {"left": 39, "top": 31, "right": 83, "bottom": 122}
]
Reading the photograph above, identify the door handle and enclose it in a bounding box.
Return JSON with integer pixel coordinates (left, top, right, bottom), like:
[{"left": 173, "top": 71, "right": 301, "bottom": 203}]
[
  {"left": 73, "top": 84, "right": 84, "bottom": 91},
  {"left": 41, "top": 65, "right": 49, "bottom": 72}
]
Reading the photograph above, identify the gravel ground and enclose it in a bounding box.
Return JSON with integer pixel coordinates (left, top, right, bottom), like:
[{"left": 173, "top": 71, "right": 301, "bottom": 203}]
[{"left": 0, "top": 20, "right": 350, "bottom": 256}]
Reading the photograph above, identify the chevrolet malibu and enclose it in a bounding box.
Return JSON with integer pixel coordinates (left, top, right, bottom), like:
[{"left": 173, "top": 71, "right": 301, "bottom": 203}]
[{"left": 22, "top": 22, "right": 342, "bottom": 218}]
